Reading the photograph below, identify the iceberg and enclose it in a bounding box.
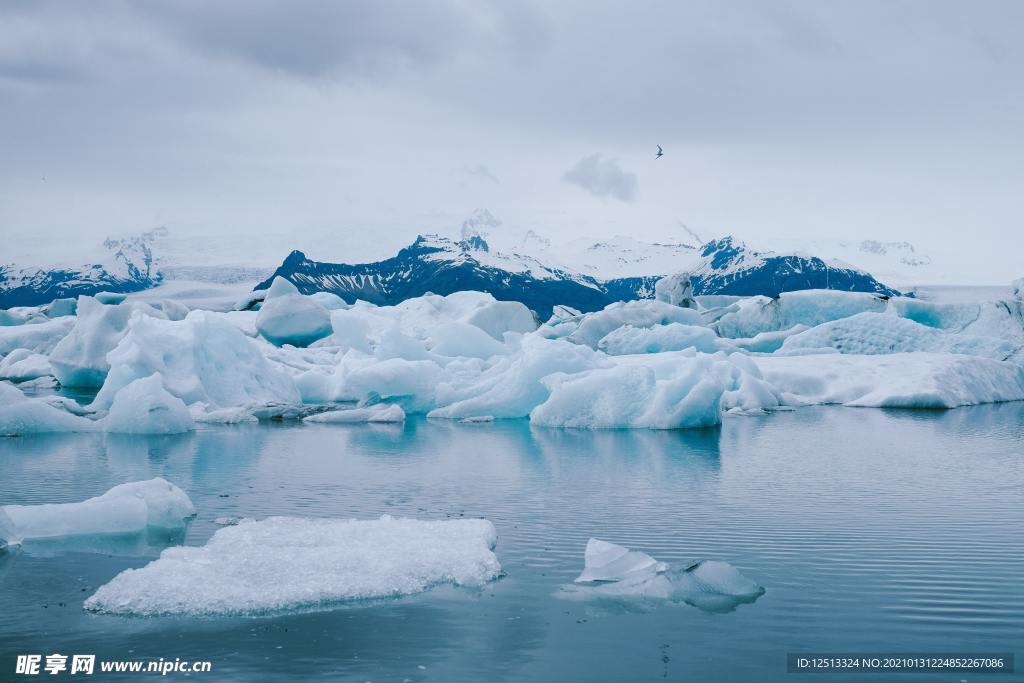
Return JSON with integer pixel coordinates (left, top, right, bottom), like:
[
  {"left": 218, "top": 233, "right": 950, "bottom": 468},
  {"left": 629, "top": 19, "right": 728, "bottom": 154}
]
[
  {"left": 780, "top": 312, "right": 1017, "bottom": 360},
  {"left": 714, "top": 290, "right": 887, "bottom": 339},
  {"left": 2, "top": 478, "right": 195, "bottom": 541},
  {"left": 530, "top": 355, "right": 739, "bottom": 429},
  {"left": 85, "top": 516, "right": 501, "bottom": 616},
  {"left": 0, "top": 382, "right": 96, "bottom": 436},
  {"left": 7, "top": 283, "right": 1022, "bottom": 436},
  {"left": 565, "top": 539, "right": 764, "bottom": 612},
  {"left": 90, "top": 310, "right": 300, "bottom": 412},
  {"left": 756, "top": 352, "right": 1024, "bottom": 408},
  {"left": 566, "top": 300, "right": 704, "bottom": 348},
  {"left": 41, "top": 298, "right": 78, "bottom": 318},
  {"left": 309, "top": 291, "right": 351, "bottom": 311},
  {"left": 597, "top": 322, "right": 729, "bottom": 355},
  {"left": 100, "top": 373, "right": 194, "bottom": 434},
  {"left": 427, "top": 321, "right": 509, "bottom": 358},
  {"left": 429, "top": 336, "right": 604, "bottom": 420},
  {"left": 255, "top": 277, "right": 333, "bottom": 347},
  {"left": 49, "top": 297, "right": 168, "bottom": 388}
]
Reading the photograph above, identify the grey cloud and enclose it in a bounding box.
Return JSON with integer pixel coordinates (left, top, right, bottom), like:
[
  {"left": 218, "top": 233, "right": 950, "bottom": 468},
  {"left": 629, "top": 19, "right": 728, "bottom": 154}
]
[
  {"left": 142, "top": 1, "right": 469, "bottom": 79},
  {"left": 1, "top": 0, "right": 1023, "bottom": 279},
  {"left": 563, "top": 154, "right": 637, "bottom": 203}
]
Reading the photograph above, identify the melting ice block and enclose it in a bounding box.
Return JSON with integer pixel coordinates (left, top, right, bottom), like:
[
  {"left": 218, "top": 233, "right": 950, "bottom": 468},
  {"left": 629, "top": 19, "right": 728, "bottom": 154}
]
[
  {"left": 567, "top": 538, "right": 764, "bottom": 612},
  {"left": 2, "top": 478, "right": 195, "bottom": 541},
  {"left": 85, "top": 516, "right": 501, "bottom": 616}
]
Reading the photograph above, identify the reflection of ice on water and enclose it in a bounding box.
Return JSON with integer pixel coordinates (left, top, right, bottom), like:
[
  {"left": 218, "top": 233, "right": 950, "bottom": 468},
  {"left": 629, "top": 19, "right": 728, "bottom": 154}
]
[
  {"left": 559, "top": 538, "right": 765, "bottom": 614},
  {"left": 9, "top": 526, "right": 189, "bottom": 559}
]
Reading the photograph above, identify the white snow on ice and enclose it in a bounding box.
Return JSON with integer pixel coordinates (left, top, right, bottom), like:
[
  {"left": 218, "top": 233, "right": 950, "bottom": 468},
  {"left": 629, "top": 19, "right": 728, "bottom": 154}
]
[{"left": 84, "top": 516, "right": 501, "bottom": 616}]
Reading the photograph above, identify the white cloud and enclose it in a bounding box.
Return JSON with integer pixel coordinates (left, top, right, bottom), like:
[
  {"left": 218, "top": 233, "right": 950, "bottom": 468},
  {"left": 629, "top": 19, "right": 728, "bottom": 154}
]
[{"left": 563, "top": 154, "right": 637, "bottom": 203}]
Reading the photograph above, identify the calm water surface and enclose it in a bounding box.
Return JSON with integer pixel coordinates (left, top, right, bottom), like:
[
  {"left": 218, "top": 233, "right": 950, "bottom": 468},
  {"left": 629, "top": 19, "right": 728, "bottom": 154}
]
[{"left": 1, "top": 405, "right": 1023, "bottom": 681}]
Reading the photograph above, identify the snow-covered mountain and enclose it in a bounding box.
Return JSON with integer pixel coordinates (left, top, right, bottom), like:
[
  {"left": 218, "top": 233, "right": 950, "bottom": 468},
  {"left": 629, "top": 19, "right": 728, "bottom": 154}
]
[
  {"left": 3, "top": 218, "right": 903, "bottom": 314},
  {"left": 0, "top": 229, "right": 163, "bottom": 308},
  {"left": 749, "top": 236, "right": 937, "bottom": 288},
  {"left": 254, "top": 235, "right": 621, "bottom": 319},
  {"left": 255, "top": 233, "right": 899, "bottom": 318}
]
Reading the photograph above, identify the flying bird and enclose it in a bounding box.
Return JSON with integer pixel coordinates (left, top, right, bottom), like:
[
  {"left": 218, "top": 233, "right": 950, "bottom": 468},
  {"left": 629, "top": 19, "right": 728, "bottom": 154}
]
[{"left": 655, "top": 145, "right": 663, "bottom": 159}]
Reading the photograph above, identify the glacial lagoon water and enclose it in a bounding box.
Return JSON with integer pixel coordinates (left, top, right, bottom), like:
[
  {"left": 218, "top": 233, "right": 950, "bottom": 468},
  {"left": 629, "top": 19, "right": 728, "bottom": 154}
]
[{"left": 2, "top": 405, "right": 1023, "bottom": 681}]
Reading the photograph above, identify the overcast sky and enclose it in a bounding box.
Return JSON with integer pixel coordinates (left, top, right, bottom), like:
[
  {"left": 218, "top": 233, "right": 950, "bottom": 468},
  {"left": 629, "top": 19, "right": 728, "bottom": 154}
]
[{"left": 1, "top": 1, "right": 1022, "bottom": 277}]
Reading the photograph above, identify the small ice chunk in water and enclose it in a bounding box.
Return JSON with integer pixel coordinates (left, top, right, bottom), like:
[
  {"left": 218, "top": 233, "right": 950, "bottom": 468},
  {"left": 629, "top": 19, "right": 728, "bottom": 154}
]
[
  {"left": 84, "top": 516, "right": 501, "bottom": 616},
  {"left": 214, "top": 516, "right": 244, "bottom": 526},
  {"left": 566, "top": 538, "right": 764, "bottom": 613},
  {"left": 575, "top": 538, "right": 668, "bottom": 583},
  {"left": 668, "top": 560, "right": 765, "bottom": 612},
  {"left": 2, "top": 478, "right": 195, "bottom": 541}
]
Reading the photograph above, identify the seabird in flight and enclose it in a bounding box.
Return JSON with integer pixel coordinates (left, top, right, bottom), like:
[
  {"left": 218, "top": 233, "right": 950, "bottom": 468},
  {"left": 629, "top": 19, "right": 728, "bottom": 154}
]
[{"left": 655, "top": 145, "right": 664, "bottom": 159}]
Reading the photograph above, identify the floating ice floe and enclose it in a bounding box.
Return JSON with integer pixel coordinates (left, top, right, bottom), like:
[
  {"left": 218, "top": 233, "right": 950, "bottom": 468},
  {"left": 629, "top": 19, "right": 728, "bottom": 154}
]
[
  {"left": 2, "top": 478, "right": 195, "bottom": 542},
  {"left": 563, "top": 538, "right": 764, "bottom": 613},
  {"left": 85, "top": 516, "right": 501, "bottom": 616},
  {"left": 0, "top": 381, "right": 95, "bottom": 435}
]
